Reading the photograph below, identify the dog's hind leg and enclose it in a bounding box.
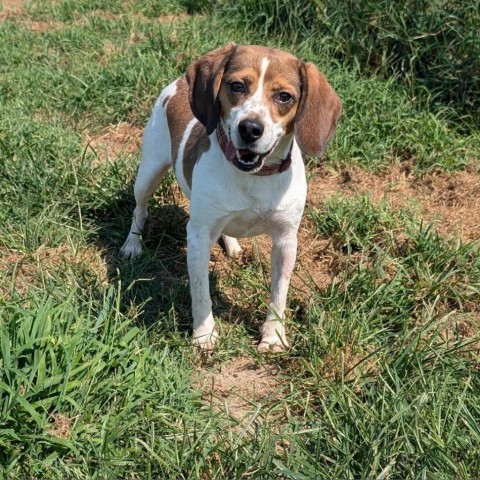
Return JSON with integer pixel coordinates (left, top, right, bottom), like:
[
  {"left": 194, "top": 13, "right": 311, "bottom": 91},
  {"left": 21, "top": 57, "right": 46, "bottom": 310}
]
[{"left": 120, "top": 107, "right": 171, "bottom": 259}]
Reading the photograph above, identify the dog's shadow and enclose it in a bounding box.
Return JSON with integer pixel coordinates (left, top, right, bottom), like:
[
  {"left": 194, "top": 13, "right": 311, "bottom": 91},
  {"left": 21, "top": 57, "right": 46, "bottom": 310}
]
[{"left": 90, "top": 182, "right": 251, "bottom": 338}]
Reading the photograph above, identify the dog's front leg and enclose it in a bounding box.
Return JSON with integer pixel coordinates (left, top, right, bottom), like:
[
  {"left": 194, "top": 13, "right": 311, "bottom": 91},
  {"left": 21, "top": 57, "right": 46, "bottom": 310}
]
[
  {"left": 187, "top": 222, "right": 218, "bottom": 350},
  {"left": 259, "top": 231, "right": 298, "bottom": 352}
]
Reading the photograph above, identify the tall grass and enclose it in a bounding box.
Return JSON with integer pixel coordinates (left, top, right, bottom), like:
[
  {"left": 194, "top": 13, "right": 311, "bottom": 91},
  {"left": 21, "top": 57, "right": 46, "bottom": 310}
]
[{"left": 0, "top": 0, "right": 479, "bottom": 478}]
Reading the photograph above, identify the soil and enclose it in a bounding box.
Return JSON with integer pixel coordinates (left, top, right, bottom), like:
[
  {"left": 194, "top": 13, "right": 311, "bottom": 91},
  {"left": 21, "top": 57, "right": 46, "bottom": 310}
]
[
  {"left": 307, "top": 163, "right": 480, "bottom": 242},
  {"left": 0, "top": 0, "right": 24, "bottom": 19},
  {"left": 195, "top": 357, "right": 283, "bottom": 428}
]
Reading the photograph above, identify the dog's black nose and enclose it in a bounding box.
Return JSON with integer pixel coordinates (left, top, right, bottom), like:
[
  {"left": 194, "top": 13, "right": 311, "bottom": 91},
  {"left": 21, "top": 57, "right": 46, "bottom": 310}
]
[{"left": 238, "top": 119, "right": 264, "bottom": 143}]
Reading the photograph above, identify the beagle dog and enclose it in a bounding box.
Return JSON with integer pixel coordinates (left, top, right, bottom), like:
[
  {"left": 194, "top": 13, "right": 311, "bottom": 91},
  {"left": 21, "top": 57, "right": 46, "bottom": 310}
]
[{"left": 121, "top": 43, "right": 342, "bottom": 351}]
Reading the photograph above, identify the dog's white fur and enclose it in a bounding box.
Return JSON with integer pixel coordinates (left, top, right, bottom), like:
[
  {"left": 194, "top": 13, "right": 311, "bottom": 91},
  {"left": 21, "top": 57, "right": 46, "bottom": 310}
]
[{"left": 121, "top": 43, "right": 341, "bottom": 351}]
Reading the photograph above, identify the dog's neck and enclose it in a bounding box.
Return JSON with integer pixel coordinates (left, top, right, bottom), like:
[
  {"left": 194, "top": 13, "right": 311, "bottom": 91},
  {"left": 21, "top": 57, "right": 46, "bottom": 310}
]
[{"left": 215, "top": 124, "right": 293, "bottom": 176}]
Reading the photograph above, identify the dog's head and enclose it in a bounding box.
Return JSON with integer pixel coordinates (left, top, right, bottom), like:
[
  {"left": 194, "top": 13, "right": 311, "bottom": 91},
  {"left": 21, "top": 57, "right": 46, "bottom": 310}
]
[{"left": 186, "top": 43, "right": 342, "bottom": 172}]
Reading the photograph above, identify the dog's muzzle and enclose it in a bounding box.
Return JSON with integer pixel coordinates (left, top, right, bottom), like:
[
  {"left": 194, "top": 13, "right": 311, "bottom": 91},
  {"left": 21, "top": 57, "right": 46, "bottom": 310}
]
[{"left": 217, "top": 126, "right": 292, "bottom": 176}]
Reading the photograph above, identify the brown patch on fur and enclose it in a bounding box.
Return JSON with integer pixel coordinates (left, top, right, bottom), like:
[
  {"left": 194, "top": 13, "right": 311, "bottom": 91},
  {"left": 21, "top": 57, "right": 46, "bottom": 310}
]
[
  {"left": 162, "top": 94, "right": 172, "bottom": 107},
  {"left": 219, "top": 47, "right": 303, "bottom": 137},
  {"left": 218, "top": 64, "right": 261, "bottom": 121},
  {"left": 263, "top": 55, "right": 302, "bottom": 135},
  {"left": 217, "top": 84, "right": 234, "bottom": 122},
  {"left": 186, "top": 42, "right": 237, "bottom": 134},
  {"left": 295, "top": 63, "right": 342, "bottom": 157},
  {"left": 166, "top": 77, "right": 195, "bottom": 166},
  {"left": 183, "top": 122, "right": 210, "bottom": 189}
]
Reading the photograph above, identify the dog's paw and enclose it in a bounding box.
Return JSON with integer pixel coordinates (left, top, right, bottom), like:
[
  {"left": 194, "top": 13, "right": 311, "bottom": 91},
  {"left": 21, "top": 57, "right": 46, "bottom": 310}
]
[
  {"left": 257, "top": 339, "right": 289, "bottom": 353},
  {"left": 222, "top": 235, "right": 243, "bottom": 258},
  {"left": 259, "top": 321, "right": 289, "bottom": 353},
  {"left": 120, "top": 236, "right": 143, "bottom": 260},
  {"left": 192, "top": 329, "right": 218, "bottom": 352}
]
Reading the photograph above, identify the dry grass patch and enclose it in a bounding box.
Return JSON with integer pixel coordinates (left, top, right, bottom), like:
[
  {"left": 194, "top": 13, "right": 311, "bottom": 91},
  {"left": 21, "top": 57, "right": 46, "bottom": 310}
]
[
  {"left": 47, "top": 413, "right": 75, "bottom": 440},
  {"left": 0, "top": 0, "right": 25, "bottom": 20},
  {"left": 0, "top": 244, "right": 109, "bottom": 297},
  {"left": 86, "top": 122, "right": 142, "bottom": 165},
  {"left": 436, "top": 312, "right": 480, "bottom": 342},
  {"left": 320, "top": 344, "right": 379, "bottom": 387},
  {"left": 0, "top": 0, "right": 65, "bottom": 30}
]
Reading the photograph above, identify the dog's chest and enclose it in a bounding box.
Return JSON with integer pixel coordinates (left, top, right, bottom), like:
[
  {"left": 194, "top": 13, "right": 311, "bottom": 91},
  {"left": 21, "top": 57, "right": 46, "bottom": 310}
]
[
  {"left": 221, "top": 208, "right": 278, "bottom": 238},
  {"left": 188, "top": 141, "right": 307, "bottom": 239}
]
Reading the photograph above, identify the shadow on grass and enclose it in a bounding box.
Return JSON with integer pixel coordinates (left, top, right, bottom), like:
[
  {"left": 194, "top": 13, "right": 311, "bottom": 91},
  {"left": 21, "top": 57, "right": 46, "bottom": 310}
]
[{"left": 87, "top": 184, "right": 250, "bottom": 338}]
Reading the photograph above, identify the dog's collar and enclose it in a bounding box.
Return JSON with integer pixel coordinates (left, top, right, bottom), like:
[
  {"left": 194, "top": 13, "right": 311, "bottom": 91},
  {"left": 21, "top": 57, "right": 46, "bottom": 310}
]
[{"left": 216, "top": 127, "right": 292, "bottom": 175}]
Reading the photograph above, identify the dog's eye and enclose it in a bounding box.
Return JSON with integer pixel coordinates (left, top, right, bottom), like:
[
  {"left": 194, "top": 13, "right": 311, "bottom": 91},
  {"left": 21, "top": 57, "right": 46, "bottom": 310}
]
[
  {"left": 230, "top": 82, "right": 246, "bottom": 94},
  {"left": 276, "top": 92, "right": 293, "bottom": 104}
]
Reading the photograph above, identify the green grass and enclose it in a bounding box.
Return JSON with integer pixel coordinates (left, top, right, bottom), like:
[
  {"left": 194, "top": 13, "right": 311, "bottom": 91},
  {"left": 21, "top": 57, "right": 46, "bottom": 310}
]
[{"left": 1, "top": 1, "right": 479, "bottom": 478}]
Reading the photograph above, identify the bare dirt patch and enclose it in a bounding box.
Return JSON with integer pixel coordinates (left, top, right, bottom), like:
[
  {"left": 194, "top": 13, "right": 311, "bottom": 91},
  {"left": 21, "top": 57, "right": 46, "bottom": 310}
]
[
  {"left": 86, "top": 123, "right": 143, "bottom": 165},
  {"left": 157, "top": 12, "right": 191, "bottom": 24},
  {"left": 0, "top": 0, "right": 24, "bottom": 19},
  {"left": 208, "top": 225, "right": 332, "bottom": 313},
  {"left": 0, "top": 0, "right": 63, "bottom": 29},
  {"left": 29, "top": 19, "right": 65, "bottom": 32},
  {"left": 307, "top": 163, "right": 480, "bottom": 241},
  {"left": 197, "top": 357, "right": 284, "bottom": 426}
]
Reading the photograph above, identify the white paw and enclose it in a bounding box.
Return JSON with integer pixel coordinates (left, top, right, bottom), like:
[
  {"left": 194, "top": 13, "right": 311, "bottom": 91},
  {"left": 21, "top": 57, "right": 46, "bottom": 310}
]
[
  {"left": 257, "top": 338, "right": 289, "bottom": 353},
  {"left": 258, "top": 321, "right": 289, "bottom": 353},
  {"left": 120, "top": 235, "right": 143, "bottom": 260},
  {"left": 222, "top": 235, "right": 243, "bottom": 258},
  {"left": 192, "top": 329, "right": 219, "bottom": 351}
]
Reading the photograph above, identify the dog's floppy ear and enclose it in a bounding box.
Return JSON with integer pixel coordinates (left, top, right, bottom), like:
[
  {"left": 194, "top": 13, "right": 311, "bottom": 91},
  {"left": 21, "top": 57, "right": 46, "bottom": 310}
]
[
  {"left": 295, "top": 62, "right": 342, "bottom": 158},
  {"left": 186, "top": 43, "right": 237, "bottom": 135}
]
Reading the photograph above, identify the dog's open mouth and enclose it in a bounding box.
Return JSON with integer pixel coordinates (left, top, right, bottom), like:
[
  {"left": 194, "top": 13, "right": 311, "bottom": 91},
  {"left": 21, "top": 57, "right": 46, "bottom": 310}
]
[{"left": 234, "top": 148, "right": 271, "bottom": 172}]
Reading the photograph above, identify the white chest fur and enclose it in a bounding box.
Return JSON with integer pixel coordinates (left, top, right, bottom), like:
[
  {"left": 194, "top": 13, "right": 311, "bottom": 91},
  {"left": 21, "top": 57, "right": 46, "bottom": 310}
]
[{"left": 187, "top": 139, "right": 307, "bottom": 241}]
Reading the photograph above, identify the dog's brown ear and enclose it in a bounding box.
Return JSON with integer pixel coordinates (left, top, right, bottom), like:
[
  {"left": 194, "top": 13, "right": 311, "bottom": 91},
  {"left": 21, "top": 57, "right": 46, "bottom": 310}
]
[
  {"left": 186, "top": 43, "right": 237, "bottom": 135},
  {"left": 295, "top": 62, "right": 342, "bottom": 158}
]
